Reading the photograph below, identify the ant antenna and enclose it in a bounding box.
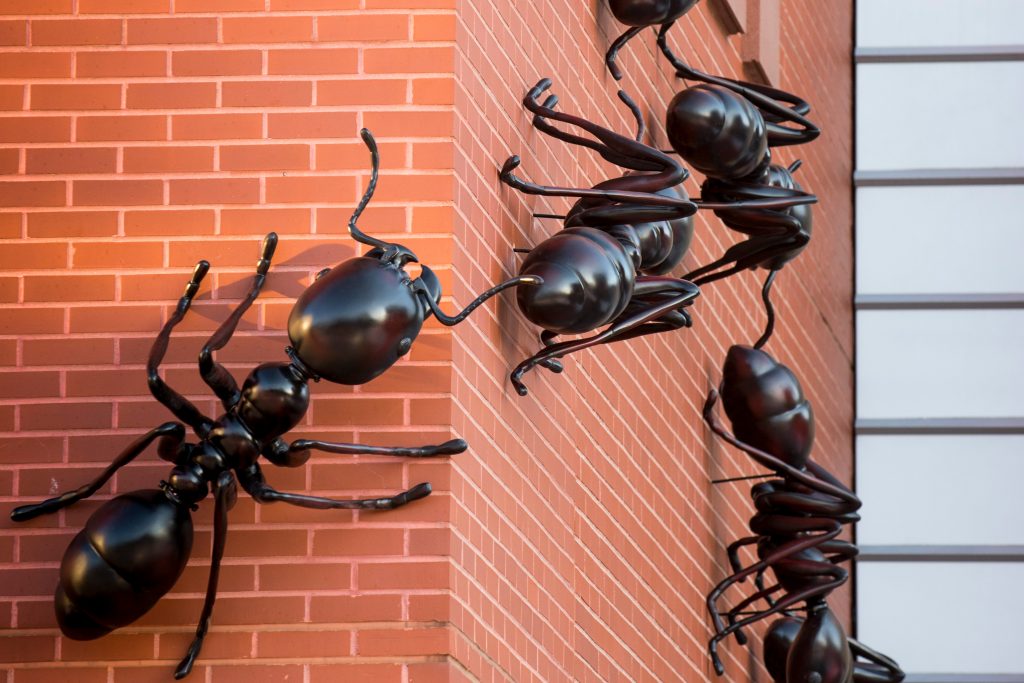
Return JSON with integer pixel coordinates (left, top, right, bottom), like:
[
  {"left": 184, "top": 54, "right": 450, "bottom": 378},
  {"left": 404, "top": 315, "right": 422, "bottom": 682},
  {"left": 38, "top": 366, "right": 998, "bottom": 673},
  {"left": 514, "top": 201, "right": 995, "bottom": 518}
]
[
  {"left": 617, "top": 89, "right": 645, "bottom": 143},
  {"left": 349, "top": 128, "right": 391, "bottom": 251},
  {"left": 788, "top": 159, "right": 803, "bottom": 174}
]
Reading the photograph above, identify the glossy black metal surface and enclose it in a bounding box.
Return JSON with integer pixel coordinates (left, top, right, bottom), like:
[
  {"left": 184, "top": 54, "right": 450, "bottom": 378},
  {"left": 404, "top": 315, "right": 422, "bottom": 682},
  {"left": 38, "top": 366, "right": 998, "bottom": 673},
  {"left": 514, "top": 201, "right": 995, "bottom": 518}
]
[
  {"left": 499, "top": 79, "right": 819, "bottom": 394},
  {"left": 8, "top": 128, "right": 540, "bottom": 678},
  {"left": 704, "top": 346, "right": 903, "bottom": 681}
]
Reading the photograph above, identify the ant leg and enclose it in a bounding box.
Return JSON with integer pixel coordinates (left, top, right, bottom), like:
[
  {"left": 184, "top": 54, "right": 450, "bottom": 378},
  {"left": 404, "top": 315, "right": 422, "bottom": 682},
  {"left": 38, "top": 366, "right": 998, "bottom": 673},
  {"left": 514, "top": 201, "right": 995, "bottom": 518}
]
[
  {"left": 262, "top": 436, "right": 467, "bottom": 469},
  {"left": 238, "top": 462, "right": 433, "bottom": 511},
  {"left": 538, "top": 331, "right": 564, "bottom": 374},
  {"left": 706, "top": 527, "right": 842, "bottom": 640},
  {"left": 848, "top": 637, "right": 906, "bottom": 682},
  {"left": 819, "top": 539, "right": 859, "bottom": 565},
  {"left": 656, "top": 24, "right": 819, "bottom": 144},
  {"left": 522, "top": 79, "right": 684, "bottom": 177},
  {"left": 149, "top": 262, "right": 216, "bottom": 437},
  {"left": 726, "top": 581, "right": 784, "bottom": 645},
  {"left": 754, "top": 569, "right": 777, "bottom": 607},
  {"left": 618, "top": 89, "right": 645, "bottom": 143},
  {"left": 605, "top": 26, "right": 645, "bottom": 81},
  {"left": 684, "top": 212, "right": 808, "bottom": 284},
  {"left": 704, "top": 389, "right": 861, "bottom": 502},
  {"left": 708, "top": 561, "right": 848, "bottom": 676},
  {"left": 10, "top": 422, "right": 185, "bottom": 522},
  {"left": 754, "top": 269, "right": 779, "bottom": 349},
  {"left": 727, "top": 536, "right": 760, "bottom": 576},
  {"left": 510, "top": 280, "right": 699, "bottom": 395},
  {"left": 500, "top": 156, "right": 697, "bottom": 217},
  {"left": 566, "top": 204, "right": 693, "bottom": 228},
  {"left": 175, "top": 471, "right": 236, "bottom": 680},
  {"left": 198, "top": 233, "right": 277, "bottom": 410}
]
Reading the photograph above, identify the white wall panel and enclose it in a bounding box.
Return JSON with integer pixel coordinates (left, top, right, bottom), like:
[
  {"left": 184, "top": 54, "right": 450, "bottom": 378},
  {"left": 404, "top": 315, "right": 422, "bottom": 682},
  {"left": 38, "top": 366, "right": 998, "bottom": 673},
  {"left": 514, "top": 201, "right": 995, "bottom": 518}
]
[
  {"left": 857, "top": 309, "right": 1024, "bottom": 419},
  {"left": 858, "top": 0, "right": 1024, "bottom": 48},
  {"left": 857, "top": 185, "right": 1024, "bottom": 294},
  {"left": 857, "top": 434, "right": 1024, "bottom": 545},
  {"left": 857, "top": 62, "right": 1024, "bottom": 170},
  {"left": 858, "top": 562, "right": 1024, "bottom": 673}
]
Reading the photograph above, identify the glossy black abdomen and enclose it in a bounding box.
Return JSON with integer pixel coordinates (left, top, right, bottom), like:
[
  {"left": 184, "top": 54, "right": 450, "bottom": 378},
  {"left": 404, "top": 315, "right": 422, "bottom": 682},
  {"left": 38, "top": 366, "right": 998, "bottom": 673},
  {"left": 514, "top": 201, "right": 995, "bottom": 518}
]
[
  {"left": 56, "top": 490, "right": 193, "bottom": 640},
  {"left": 516, "top": 227, "right": 635, "bottom": 334}
]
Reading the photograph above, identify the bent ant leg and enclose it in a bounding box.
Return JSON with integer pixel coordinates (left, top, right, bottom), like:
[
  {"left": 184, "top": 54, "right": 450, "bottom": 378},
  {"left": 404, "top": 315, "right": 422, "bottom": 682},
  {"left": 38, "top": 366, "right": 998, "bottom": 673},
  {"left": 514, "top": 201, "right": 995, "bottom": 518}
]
[
  {"left": 726, "top": 581, "right": 784, "bottom": 645},
  {"left": 605, "top": 26, "right": 645, "bottom": 81},
  {"left": 708, "top": 559, "right": 848, "bottom": 676},
  {"left": 538, "top": 331, "right": 564, "bottom": 374},
  {"left": 500, "top": 156, "right": 697, "bottom": 218},
  {"left": 10, "top": 422, "right": 186, "bottom": 522},
  {"left": 848, "top": 637, "right": 906, "bottom": 682},
  {"left": 198, "top": 233, "right": 277, "bottom": 411},
  {"left": 175, "top": 470, "right": 237, "bottom": 680},
  {"left": 510, "top": 279, "right": 699, "bottom": 395},
  {"left": 149, "top": 262, "right": 216, "bottom": 436},
  {"left": 262, "top": 436, "right": 467, "bottom": 469},
  {"left": 657, "top": 23, "right": 819, "bottom": 144},
  {"left": 727, "top": 536, "right": 760, "bottom": 576},
  {"left": 522, "top": 79, "right": 684, "bottom": 178},
  {"left": 238, "top": 462, "right": 434, "bottom": 511}
]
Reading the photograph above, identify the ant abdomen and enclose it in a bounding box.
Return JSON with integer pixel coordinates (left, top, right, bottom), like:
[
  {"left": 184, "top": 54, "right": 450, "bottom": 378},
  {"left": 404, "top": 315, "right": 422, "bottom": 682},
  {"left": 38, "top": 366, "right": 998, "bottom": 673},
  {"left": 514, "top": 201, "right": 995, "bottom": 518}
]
[
  {"left": 608, "top": 0, "right": 699, "bottom": 26},
  {"left": 55, "top": 490, "right": 193, "bottom": 640},
  {"left": 666, "top": 84, "right": 768, "bottom": 180},
  {"left": 517, "top": 227, "right": 635, "bottom": 334},
  {"left": 719, "top": 345, "right": 814, "bottom": 469}
]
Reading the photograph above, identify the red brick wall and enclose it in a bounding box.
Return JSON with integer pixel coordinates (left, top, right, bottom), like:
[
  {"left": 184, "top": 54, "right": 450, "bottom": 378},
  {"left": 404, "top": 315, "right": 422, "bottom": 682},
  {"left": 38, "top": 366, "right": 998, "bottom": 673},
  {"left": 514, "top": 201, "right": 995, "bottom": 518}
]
[
  {"left": 0, "top": 0, "right": 852, "bottom": 681},
  {"left": 448, "top": 0, "right": 852, "bottom": 681},
  {"left": 0, "top": 2, "right": 458, "bottom": 681}
]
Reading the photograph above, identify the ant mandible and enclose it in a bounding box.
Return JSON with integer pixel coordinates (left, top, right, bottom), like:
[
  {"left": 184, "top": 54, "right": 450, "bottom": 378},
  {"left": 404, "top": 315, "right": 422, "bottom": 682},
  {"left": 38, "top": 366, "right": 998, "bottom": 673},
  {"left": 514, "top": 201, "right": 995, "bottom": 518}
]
[
  {"left": 498, "top": 78, "right": 815, "bottom": 392},
  {"left": 702, "top": 345, "right": 903, "bottom": 681},
  {"left": 9, "top": 128, "right": 541, "bottom": 679}
]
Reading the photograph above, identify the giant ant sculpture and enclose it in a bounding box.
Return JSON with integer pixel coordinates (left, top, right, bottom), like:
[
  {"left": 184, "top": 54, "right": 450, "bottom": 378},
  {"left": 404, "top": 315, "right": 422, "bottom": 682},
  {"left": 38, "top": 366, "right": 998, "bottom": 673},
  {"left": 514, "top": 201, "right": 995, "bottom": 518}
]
[
  {"left": 9, "top": 128, "right": 541, "bottom": 679},
  {"left": 703, "top": 345, "right": 903, "bottom": 682},
  {"left": 662, "top": 70, "right": 819, "bottom": 348},
  {"left": 499, "top": 78, "right": 816, "bottom": 392},
  {"left": 602, "top": 12, "right": 821, "bottom": 348}
]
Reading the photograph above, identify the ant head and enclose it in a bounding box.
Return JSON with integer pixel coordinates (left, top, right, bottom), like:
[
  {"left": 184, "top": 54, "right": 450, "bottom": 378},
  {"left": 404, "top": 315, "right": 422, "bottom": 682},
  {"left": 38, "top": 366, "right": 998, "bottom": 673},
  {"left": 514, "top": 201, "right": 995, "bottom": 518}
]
[
  {"left": 286, "top": 128, "right": 434, "bottom": 385},
  {"left": 719, "top": 345, "right": 815, "bottom": 469},
  {"left": 287, "top": 256, "right": 427, "bottom": 386},
  {"left": 666, "top": 84, "right": 768, "bottom": 180}
]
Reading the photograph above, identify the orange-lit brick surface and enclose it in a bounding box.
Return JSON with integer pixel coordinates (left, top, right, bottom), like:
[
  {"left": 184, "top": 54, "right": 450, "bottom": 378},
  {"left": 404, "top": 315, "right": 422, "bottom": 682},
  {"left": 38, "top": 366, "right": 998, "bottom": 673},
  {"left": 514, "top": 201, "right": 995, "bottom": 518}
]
[{"left": 0, "top": 1, "right": 852, "bottom": 681}]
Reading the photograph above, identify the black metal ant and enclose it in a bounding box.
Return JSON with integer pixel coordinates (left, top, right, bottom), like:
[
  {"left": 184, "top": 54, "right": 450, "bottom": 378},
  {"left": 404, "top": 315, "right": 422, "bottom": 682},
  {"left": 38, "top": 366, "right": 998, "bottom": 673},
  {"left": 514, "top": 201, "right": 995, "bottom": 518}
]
[
  {"left": 9, "top": 128, "right": 541, "bottom": 679},
  {"left": 655, "top": 35, "right": 820, "bottom": 348},
  {"left": 604, "top": 0, "right": 701, "bottom": 81},
  {"left": 703, "top": 345, "right": 903, "bottom": 681},
  {"left": 498, "top": 78, "right": 815, "bottom": 393}
]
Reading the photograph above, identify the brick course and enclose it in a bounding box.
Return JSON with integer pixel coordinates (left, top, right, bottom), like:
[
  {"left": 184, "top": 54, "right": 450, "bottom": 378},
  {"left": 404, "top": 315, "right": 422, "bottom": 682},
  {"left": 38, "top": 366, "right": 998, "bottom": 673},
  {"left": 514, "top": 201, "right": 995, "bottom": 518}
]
[{"left": 0, "top": 1, "right": 851, "bottom": 681}]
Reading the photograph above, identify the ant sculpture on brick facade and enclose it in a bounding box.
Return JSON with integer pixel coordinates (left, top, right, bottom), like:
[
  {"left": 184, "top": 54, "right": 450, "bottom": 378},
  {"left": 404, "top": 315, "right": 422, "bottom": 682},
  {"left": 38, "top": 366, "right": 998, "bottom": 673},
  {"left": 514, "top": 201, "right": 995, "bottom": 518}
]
[
  {"left": 657, "top": 31, "right": 819, "bottom": 348},
  {"left": 499, "top": 78, "right": 815, "bottom": 392},
  {"left": 10, "top": 129, "right": 541, "bottom": 679},
  {"left": 703, "top": 345, "right": 904, "bottom": 682}
]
